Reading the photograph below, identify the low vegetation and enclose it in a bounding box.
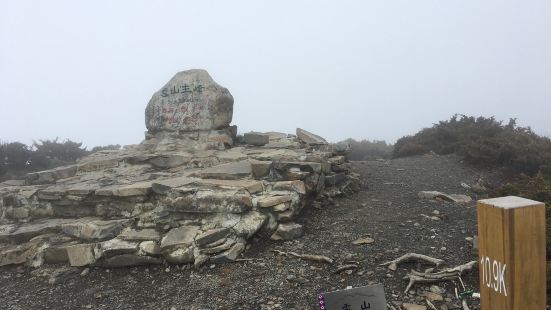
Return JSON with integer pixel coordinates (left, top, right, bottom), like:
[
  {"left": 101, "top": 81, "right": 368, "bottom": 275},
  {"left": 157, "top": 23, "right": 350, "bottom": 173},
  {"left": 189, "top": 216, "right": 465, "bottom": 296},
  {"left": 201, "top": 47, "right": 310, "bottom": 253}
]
[
  {"left": 0, "top": 139, "right": 120, "bottom": 181},
  {"left": 392, "top": 114, "right": 551, "bottom": 292}
]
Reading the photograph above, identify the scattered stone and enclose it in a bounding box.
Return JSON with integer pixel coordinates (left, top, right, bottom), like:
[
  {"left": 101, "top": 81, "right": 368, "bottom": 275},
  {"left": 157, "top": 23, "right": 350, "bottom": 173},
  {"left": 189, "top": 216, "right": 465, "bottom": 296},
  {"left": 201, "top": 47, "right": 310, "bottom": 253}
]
[
  {"left": 270, "top": 223, "right": 303, "bottom": 241},
  {"left": 417, "top": 191, "right": 472, "bottom": 204},
  {"left": 352, "top": 236, "right": 374, "bottom": 245},
  {"left": 423, "top": 291, "right": 443, "bottom": 302},
  {"left": 80, "top": 267, "right": 90, "bottom": 276},
  {"left": 402, "top": 303, "right": 427, "bottom": 310}
]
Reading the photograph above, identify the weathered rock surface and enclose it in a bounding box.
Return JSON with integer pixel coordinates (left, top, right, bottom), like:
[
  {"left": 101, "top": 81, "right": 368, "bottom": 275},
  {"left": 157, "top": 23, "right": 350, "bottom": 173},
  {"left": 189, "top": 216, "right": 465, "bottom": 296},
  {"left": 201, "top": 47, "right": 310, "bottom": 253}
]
[
  {"left": 417, "top": 191, "right": 472, "bottom": 204},
  {"left": 145, "top": 69, "right": 233, "bottom": 133},
  {"left": 244, "top": 132, "right": 269, "bottom": 146},
  {"left": 296, "top": 128, "right": 328, "bottom": 145},
  {"left": 0, "top": 69, "right": 360, "bottom": 269},
  {"left": 270, "top": 223, "right": 303, "bottom": 240}
]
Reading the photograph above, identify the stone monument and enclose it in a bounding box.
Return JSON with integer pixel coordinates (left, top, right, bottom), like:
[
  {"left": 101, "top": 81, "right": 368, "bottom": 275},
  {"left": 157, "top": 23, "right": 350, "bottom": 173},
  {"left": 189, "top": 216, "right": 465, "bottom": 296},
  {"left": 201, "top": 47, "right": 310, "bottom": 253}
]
[{"left": 0, "top": 69, "right": 360, "bottom": 269}]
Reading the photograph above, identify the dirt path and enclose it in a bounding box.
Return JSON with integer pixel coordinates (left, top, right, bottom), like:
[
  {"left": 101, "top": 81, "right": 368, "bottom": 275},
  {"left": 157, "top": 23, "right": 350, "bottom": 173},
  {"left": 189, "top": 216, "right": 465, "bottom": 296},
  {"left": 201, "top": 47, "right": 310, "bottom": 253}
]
[{"left": 0, "top": 154, "right": 494, "bottom": 310}]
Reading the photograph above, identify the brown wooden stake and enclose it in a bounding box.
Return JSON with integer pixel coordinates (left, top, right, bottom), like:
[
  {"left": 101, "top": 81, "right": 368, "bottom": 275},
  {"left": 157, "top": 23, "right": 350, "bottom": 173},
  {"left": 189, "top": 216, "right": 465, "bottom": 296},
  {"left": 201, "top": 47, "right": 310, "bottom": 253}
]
[{"left": 477, "top": 196, "right": 546, "bottom": 310}]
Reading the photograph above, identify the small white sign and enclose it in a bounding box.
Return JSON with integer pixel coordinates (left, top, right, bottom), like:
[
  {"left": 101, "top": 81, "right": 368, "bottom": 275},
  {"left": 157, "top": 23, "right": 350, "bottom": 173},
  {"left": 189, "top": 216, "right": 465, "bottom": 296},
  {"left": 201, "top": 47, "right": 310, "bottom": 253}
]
[{"left": 318, "top": 284, "right": 387, "bottom": 310}]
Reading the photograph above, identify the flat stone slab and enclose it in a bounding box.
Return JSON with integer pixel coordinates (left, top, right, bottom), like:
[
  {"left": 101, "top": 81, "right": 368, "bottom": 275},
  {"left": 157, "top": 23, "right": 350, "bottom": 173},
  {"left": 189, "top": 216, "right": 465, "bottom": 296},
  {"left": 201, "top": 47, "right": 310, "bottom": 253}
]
[
  {"left": 191, "top": 160, "right": 252, "bottom": 180},
  {"left": 244, "top": 132, "right": 269, "bottom": 146},
  {"left": 117, "top": 228, "right": 161, "bottom": 242},
  {"left": 160, "top": 226, "right": 200, "bottom": 250},
  {"left": 61, "top": 218, "right": 128, "bottom": 241},
  {"left": 195, "top": 228, "right": 231, "bottom": 247},
  {"left": 151, "top": 176, "right": 198, "bottom": 194},
  {"left": 296, "top": 128, "right": 328, "bottom": 145},
  {"left": 0, "top": 219, "right": 77, "bottom": 243},
  {"left": 257, "top": 195, "right": 292, "bottom": 208},
  {"left": 193, "top": 179, "right": 263, "bottom": 194},
  {"left": 95, "top": 182, "right": 152, "bottom": 197}
]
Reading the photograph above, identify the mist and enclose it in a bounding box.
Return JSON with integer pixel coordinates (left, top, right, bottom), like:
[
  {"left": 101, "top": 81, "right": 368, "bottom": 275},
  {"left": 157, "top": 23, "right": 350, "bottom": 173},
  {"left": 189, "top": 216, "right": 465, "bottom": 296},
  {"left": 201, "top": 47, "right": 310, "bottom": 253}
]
[{"left": 1, "top": 0, "right": 550, "bottom": 148}]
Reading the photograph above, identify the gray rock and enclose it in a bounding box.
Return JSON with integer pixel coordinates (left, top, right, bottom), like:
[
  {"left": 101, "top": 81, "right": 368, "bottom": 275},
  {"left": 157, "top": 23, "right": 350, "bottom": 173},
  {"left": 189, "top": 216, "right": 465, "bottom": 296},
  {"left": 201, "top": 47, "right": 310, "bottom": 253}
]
[
  {"left": 0, "top": 219, "right": 75, "bottom": 243},
  {"left": 145, "top": 69, "right": 233, "bottom": 133},
  {"left": 417, "top": 191, "right": 472, "bottom": 204},
  {"left": 296, "top": 128, "right": 328, "bottom": 145},
  {"left": 324, "top": 173, "right": 346, "bottom": 186},
  {"left": 165, "top": 247, "right": 195, "bottom": 264},
  {"left": 193, "top": 179, "right": 263, "bottom": 194},
  {"left": 195, "top": 228, "right": 231, "bottom": 247},
  {"left": 98, "top": 239, "right": 138, "bottom": 258},
  {"left": 61, "top": 219, "right": 128, "bottom": 241},
  {"left": 160, "top": 226, "right": 200, "bottom": 250},
  {"left": 270, "top": 223, "right": 303, "bottom": 241},
  {"left": 0, "top": 242, "right": 39, "bottom": 266},
  {"left": 250, "top": 160, "right": 272, "bottom": 179},
  {"left": 117, "top": 228, "right": 161, "bottom": 242},
  {"left": 139, "top": 241, "right": 161, "bottom": 256},
  {"left": 96, "top": 182, "right": 152, "bottom": 197},
  {"left": 199, "top": 239, "right": 235, "bottom": 255},
  {"left": 66, "top": 244, "right": 97, "bottom": 267},
  {"left": 100, "top": 254, "right": 161, "bottom": 267},
  {"left": 191, "top": 160, "right": 252, "bottom": 180},
  {"left": 151, "top": 176, "right": 197, "bottom": 194},
  {"left": 149, "top": 154, "right": 192, "bottom": 168},
  {"left": 257, "top": 195, "right": 292, "bottom": 208},
  {"left": 232, "top": 211, "right": 267, "bottom": 238},
  {"left": 272, "top": 180, "right": 306, "bottom": 194},
  {"left": 244, "top": 132, "right": 269, "bottom": 146},
  {"left": 210, "top": 242, "right": 245, "bottom": 263}
]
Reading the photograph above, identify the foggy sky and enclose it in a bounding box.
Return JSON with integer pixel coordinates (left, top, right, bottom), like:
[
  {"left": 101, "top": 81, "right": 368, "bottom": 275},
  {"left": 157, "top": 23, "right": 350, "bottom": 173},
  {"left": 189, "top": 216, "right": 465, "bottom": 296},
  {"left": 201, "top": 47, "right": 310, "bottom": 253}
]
[{"left": 1, "top": 0, "right": 550, "bottom": 148}]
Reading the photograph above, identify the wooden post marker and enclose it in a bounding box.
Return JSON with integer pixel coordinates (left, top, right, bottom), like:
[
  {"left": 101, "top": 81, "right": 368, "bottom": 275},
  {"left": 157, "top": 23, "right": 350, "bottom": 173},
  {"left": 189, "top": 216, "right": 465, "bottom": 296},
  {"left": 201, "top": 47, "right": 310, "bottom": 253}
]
[{"left": 477, "top": 196, "right": 546, "bottom": 310}]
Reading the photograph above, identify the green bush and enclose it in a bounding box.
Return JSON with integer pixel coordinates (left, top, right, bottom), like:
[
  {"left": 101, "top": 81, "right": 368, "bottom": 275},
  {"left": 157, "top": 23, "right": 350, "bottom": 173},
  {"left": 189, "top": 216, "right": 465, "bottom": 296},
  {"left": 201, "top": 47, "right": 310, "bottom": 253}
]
[
  {"left": 393, "top": 115, "right": 551, "bottom": 264},
  {"left": 0, "top": 138, "right": 90, "bottom": 181},
  {"left": 393, "top": 115, "right": 551, "bottom": 178}
]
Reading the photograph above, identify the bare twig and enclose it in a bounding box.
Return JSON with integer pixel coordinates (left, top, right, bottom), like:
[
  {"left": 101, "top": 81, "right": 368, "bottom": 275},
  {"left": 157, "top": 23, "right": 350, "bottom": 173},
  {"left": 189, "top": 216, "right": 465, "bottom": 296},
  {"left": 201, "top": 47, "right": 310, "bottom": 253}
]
[
  {"left": 402, "top": 261, "right": 477, "bottom": 293},
  {"left": 235, "top": 258, "right": 263, "bottom": 262},
  {"left": 426, "top": 299, "right": 438, "bottom": 310},
  {"left": 462, "top": 299, "right": 470, "bottom": 310},
  {"left": 334, "top": 264, "right": 359, "bottom": 274},
  {"left": 381, "top": 253, "right": 445, "bottom": 271},
  {"left": 271, "top": 250, "right": 334, "bottom": 264}
]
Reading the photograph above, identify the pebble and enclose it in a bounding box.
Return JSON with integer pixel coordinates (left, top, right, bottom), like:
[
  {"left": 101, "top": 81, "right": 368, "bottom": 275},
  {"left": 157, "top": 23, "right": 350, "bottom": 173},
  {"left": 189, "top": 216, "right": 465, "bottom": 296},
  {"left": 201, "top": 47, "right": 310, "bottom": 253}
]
[{"left": 80, "top": 268, "right": 90, "bottom": 277}]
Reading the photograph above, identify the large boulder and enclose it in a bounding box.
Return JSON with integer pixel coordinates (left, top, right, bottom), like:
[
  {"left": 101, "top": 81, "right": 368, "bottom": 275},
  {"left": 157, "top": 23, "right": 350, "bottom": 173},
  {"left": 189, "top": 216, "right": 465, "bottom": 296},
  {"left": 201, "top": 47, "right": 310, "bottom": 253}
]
[{"left": 145, "top": 69, "right": 233, "bottom": 133}]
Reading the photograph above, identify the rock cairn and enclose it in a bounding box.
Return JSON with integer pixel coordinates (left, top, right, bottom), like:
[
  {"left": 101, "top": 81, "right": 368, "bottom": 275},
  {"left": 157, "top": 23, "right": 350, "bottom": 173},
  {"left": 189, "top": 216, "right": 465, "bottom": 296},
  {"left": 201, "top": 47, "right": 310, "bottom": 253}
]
[{"left": 0, "top": 69, "right": 360, "bottom": 269}]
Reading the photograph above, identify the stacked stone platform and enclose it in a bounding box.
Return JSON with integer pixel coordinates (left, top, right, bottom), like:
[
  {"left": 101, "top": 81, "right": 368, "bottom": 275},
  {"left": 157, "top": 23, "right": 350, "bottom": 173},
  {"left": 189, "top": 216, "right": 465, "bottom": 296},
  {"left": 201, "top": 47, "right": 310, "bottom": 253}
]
[{"left": 0, "top": 69, "right": 360, "bottom": 269}]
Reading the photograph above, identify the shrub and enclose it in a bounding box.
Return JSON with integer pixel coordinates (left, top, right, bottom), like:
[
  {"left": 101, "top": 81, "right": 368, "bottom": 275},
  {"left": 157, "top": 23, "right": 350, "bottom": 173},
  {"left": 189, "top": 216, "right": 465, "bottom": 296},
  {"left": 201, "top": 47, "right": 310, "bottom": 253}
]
[
  {"left": 393, "top": 115, "right": 551, "bottom": 178},
  {"left": 0, "top": 138, "right": 91, "bottom": 181}
]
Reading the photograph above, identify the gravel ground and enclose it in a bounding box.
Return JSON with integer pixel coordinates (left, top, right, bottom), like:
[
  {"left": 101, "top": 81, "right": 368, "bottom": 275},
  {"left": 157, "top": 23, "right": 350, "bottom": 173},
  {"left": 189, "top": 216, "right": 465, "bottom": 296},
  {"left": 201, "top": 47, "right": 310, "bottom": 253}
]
[{"left": 0, "top": 154, "right": 510, "bottom": 309}]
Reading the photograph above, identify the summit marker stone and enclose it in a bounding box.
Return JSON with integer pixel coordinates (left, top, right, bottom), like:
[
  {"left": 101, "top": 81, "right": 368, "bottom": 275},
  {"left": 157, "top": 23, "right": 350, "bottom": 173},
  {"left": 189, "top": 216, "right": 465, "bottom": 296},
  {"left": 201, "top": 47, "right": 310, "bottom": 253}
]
[{"left": 145, "top": 69, "right": 234, "bottom": 133}]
